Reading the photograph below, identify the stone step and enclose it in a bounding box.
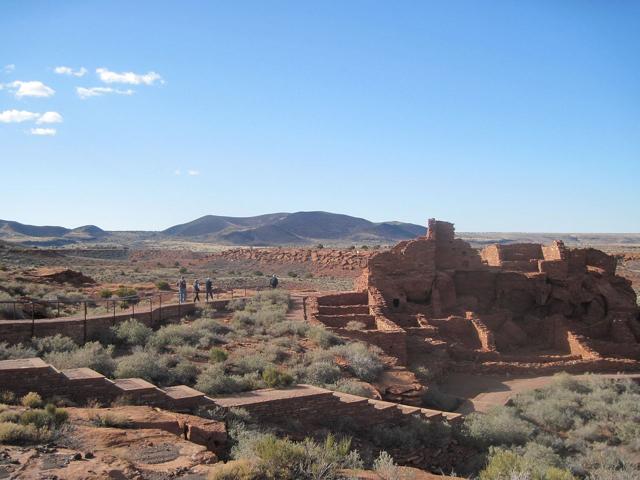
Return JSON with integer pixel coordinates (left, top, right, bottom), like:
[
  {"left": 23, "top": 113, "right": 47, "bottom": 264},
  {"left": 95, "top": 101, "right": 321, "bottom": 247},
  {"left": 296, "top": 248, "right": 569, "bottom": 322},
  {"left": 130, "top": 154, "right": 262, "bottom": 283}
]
[
  {"left": 164, "top": 385, "right": 205, "bottom": 401},
  {"left": 61, "top": 367, "right": 105, "bottom": 382},
  {"left": 114, "top": 378, "right": 158, "bottom": 393}
]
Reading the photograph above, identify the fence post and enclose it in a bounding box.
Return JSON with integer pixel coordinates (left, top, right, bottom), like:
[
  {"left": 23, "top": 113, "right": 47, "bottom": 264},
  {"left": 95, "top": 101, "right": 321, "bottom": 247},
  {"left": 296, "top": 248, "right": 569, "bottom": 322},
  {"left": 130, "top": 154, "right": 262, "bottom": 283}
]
[
  {"left": 30, "top": 302, "right": 35, "bottom": 338},
  {"left": 83, "top": 301, "right": 87, "bottom": 344},
  {"left": 112, "top": 300, "right": 116, "bottom": 325}
]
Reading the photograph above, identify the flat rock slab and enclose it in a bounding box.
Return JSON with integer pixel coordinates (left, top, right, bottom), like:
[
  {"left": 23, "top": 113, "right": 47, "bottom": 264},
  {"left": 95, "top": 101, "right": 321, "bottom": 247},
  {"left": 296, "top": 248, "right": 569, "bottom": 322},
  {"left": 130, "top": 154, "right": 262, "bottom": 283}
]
[
  {"left": 213, "top": 384, "right": 329, "bottom": 407},
  {"left": 114, "top": 378, "right": 157, "bottom": 392},
  {"left": 62, "top": 367, "right": 105, "bottom": 381},
  {"left": 0, "top": 357, "right": 48, "bottom": 370},
  {"left": 164, "top": 385, "right": 204, "bottom": 400}
]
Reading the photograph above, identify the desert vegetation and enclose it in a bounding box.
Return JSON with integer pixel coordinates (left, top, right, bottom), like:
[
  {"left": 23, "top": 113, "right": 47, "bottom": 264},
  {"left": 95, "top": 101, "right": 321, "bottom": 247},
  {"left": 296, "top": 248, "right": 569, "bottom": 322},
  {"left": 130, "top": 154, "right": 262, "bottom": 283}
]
[
  {"left": 0, "top": 291, "right": 386, "bottom": 397},
  {"left": 460, "top": 374, "right": 640, "bottom": 480}
]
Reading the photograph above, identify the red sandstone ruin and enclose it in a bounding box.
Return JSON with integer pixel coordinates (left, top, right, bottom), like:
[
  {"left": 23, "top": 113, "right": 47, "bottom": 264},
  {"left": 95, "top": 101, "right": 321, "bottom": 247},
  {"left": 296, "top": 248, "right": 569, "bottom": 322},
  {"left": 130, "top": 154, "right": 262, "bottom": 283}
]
[{"left": 308, "top": 219, "right": 640, "bottom": 374}]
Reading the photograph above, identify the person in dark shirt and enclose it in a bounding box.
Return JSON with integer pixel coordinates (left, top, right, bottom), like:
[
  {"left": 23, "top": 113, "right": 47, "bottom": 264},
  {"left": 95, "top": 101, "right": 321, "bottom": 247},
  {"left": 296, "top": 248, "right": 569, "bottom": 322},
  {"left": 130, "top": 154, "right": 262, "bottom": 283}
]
[
  {"left": 205, "top": 277, "right": 214, "bottom": 301},
  {"left": 193, "top": 279, "right": 201, "bottom": 302},
  {"left": 269, "top": 274, "right": 279, "bottom": 289}
]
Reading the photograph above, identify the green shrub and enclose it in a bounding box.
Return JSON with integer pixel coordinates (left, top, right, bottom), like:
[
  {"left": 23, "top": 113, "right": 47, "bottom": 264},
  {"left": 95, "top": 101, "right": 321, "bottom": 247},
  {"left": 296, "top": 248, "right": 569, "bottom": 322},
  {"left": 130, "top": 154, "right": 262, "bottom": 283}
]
[
  {"left": 45, "top": 342, "right": 116, "bottom": 376},
  {"left": 210, "top": 348, "right": 228, "bottom": 363},
  {"left": 331, "top": 379, "right": 374, "bottom": 398},
  {"left": 32, "top": 335, "right": 78, "bottom": 354},
  {"left": 0, "top": 342, "right": 38, "bottom": 360},
  {"left": 480, "top": 448, "right": 575, "bottom": 480},
  {"left": 253, "top": 271, "right": 264, "bottom": 277},
  {"left": 307, "top": 326, "right": 342, "bottom": 349},
  {"left": 231, "top": 430, "right": 362, "bottom": 480},
  {"left": 195, "top": 364, "right": 254, "bottom": 395},
  {"left": 99, "top": 288, "right": 113, "bottom": 299},
  {"left": 179, "top": 267, "right": 188, "bottom": 274},
  {"left": 303, "top": 361, "right": 341, "bottom": 385},
  {"left": 114, "top": 350, "right": 173, "bottom": 385},
  {"left": 262, "top": 366, "right": 293, "bottom": 388},
  {"left": 371, "top": 414, "right": 451, "bottom": 450},
  {"left": 463, "top": 407, "right": 535, "bottom": 448},
  {"left": 111, "top": 319, "right": 153, "bottom": 347},
  {"left": 330, "top": 343, "right": 383, "bottom": 382},
  {"left": 20, "top": 392, "right": 43, "bottom": 409},
  {"left": 287, "top": 271, "right": 298, "bottom": 278},
  {"left": 229, "top": 352, "right": 273, "bottom": 375},
  {"left": 0, "top": 411, "right": 20, "bottom": 423},
  {"left": 155, "top": 280, "right": 171, "bottom": 291}
]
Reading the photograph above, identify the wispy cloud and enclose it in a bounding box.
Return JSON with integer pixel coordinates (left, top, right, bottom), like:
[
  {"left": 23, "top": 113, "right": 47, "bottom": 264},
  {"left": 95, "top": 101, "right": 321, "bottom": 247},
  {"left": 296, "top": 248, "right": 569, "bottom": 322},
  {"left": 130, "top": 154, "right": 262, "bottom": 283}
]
[
  {"left": 187, "top": 170, "right": 200, "bottom": 176},
  {"left": 76, "top": 86, "right": 134, "bottom": 99},
  {"left": 96, "top": 67, "right": 164, "bottom": 85},
  {"left": 30, "top": 127, "right": 56, "bottom": 136},
  {"left": 36, "top": 111, "right": 63, "bottom": 124},
  {"left": 3, "top": 64, "right": 15, "bottom": 74},
  {"left": 54, "top": 66, "right": 87, "bottom": 77},
  {"left": 0, "top": 109, "right": 41, "bottom": 123},
  {"left": 2, "top": 80, "right": 55, "bottom": 98},
  {"left": 174, "top": 169, "right": 181, "bottom": 176}
]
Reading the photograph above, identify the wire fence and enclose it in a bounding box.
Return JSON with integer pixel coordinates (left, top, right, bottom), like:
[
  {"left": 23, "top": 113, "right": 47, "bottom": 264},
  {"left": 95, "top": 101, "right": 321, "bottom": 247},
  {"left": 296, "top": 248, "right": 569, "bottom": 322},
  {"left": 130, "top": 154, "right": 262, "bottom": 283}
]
[{"left": 0, "top": 287, "right": 264, "bottom": 323}]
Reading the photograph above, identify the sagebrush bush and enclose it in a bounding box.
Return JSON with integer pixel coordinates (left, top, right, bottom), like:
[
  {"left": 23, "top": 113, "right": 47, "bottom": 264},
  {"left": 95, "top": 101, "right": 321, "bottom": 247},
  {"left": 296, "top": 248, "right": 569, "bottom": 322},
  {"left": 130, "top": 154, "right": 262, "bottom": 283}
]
[
  {"left": 195, "top": 364, "right": 254, "bottom": 395},
  {"left": 302, "top": 361, "right": 341, "bottom": 385},
  {"left": 230, "top": 427, "right": 362, "bottom": 480},
  {"left": 32, "top": 335, "right": 78, "bottom": 354},
  {"left": 114, "top": 349, "right": 174, "bottom": 385},
  {"left": 329, "top": 343, "right": 383, "bottom": 382},
  {"left": 111, "top": 319, "right": 153, "bottom": 347},
  {"left": 345, "top": 320, "right": 367, "bottom": 331},
  {"left": 0, "top": 342, "right": 37, "bottom": 360},
  {"left": 463, "top": 407, "right": 535, "bottom": 448},
  {"left": 261, "top": 366, "right": 293, "bottom": 388},
  {"left": 479, "top": 448, "right": 575, "bottom": 480},
  {"left": 307, "top": 326, "right": 342, "bottom": 349},
  {"left": 45, "top": 342, "right": 116, "bottom": 376},
  {"left": 209, "top": 347, "right": 228, "bottom": 363}
]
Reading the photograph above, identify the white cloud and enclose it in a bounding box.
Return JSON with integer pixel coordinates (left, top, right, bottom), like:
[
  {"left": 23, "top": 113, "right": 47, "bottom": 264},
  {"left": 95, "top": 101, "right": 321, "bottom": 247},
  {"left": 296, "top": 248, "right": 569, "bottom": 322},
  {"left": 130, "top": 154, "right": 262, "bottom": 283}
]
[
  {"left": 3, "top": 80, "right": 55, "bottom": 98},
  {"left": 30, "top": 127, "right": 56, "bottom": 136},
  {"left": 54, "top": 66, "right": 87, "bottom": 77},
  {"left": 96, "top": 67, "right": 164, "bottom": 85},
  {"left": 3, "top": 64, "right": 15, "bottom": 74},
  {"left": 36, "top": 111, "right": 63, "bottom": 124},
  {"left": 187, "top": 170, "right": 200, "bottom": 176},
  {"left": 0, "top": 109, "right": 41, "bottom": 123},
  {"left": 174, "top": 169, "right": 181, "bottom": 176},
  {"left": 76, "top": 86, "right": 134, "bottom": 99}
]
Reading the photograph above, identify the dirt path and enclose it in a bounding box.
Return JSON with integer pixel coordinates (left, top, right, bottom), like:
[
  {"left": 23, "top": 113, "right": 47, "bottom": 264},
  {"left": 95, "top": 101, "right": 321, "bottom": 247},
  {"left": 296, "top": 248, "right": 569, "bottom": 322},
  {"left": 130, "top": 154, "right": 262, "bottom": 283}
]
[{"left": 439, "top": 372, "right": 640, "bottom": 414}]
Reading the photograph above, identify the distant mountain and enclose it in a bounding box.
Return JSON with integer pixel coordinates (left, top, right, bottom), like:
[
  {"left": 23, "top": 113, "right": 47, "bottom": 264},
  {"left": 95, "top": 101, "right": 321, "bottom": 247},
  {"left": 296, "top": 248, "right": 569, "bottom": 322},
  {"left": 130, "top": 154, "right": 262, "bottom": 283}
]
[
  {"left": 161, "top": 212, "right": 427, "bottom": 245},
  {"left": 0, "top": 212, "right": 427, "bottom": 247}
]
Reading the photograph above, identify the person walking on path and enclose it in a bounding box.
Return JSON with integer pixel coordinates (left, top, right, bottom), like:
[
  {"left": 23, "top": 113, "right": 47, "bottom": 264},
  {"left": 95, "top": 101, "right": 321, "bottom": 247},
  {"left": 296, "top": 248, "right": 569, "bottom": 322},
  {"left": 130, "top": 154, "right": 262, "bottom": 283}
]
[
  {"left": 177, "top": 276, "right": 187, "bottom": 304},
  {"left": 205, "top": 277, "right": 214, "bottom": 302},
  {"left": 193, "top": 279, "right": 201, "bottom": 302},
  {"left": 269, "top": 274, "right": 279, "bottom": 289}
]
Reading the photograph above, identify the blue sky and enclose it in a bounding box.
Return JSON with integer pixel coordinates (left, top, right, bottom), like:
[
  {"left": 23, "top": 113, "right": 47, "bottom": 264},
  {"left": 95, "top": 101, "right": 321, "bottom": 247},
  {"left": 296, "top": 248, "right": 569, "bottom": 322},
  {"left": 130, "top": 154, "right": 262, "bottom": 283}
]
[{"left": 0, "top": 1, "right": 638, "bottom": 232}]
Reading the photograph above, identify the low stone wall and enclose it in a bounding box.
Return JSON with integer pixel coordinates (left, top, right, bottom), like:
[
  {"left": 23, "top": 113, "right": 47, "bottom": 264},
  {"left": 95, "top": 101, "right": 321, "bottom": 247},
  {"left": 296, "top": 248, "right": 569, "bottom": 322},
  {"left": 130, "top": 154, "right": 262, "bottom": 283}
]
[{"left": 0, "top": 300, "right": 230, "bottom": 345}]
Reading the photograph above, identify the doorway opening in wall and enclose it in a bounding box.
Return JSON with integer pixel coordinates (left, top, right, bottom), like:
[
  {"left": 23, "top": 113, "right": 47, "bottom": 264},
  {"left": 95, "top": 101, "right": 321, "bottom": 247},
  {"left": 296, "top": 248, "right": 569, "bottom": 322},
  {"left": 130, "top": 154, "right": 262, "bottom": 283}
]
[{"left": 392, "top": 298, "right": 400, "bottom": 308}]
